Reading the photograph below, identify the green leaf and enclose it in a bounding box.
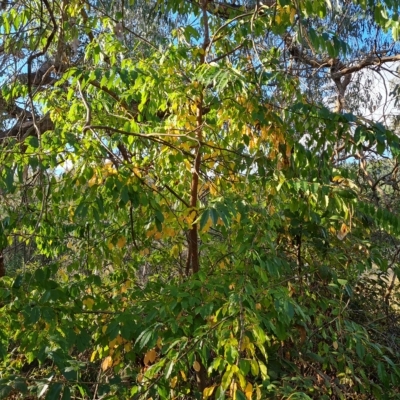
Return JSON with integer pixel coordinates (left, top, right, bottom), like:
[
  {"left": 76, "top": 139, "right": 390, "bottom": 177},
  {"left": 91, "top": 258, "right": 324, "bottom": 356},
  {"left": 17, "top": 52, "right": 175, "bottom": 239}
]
[
  {"left": 199, "top": 209, "right": 210, "bottom": 231},
  {"left": 235, "top": 390, "right": 246, "bottom": 400},
  {"left": 165, "top": 361, "right": 174, "bottom": 379},
  {"left": 250, "top": 359, "right": 259, "bottom": 376},
  {"left": 356, "top": 340, "right": 365, "bottom": 360},
  {"left": 28, "top": 306, "right": 41, "bottom": 324},
  {"left": 225, "top": 345, "right": 238, "bottom": 364},
  {"left": 11, "top": 378, "right": 27, "bottom": 394},
  {"left": 221, "top": 369, "right": 233, "bottom": 390},
  {"left": 135, "top": 329, "right": 153, "bottom": 350},
  {"left": 0, "top": 385, "right": 12, "bottom": 398},
  {"left": 238, "top": 359, "right": 250, "bottom": 376},
  {"left": 215, "top": 385, "right": 226, "bottom": 400},
  {"left": 45, "top": 383, "right": 63, "bottom": 400}
]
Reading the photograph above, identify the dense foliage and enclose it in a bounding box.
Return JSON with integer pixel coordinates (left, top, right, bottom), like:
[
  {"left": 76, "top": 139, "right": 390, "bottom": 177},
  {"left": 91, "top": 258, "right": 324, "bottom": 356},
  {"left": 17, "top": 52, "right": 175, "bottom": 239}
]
[{"left": 1, "top": 0, "right": 400, "bottom": 398}]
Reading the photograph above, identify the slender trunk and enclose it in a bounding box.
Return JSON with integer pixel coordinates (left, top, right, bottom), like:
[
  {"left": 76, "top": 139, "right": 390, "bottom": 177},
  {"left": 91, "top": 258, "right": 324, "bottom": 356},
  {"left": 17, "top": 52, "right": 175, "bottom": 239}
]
[
  {"left": 186, "top": 0, "right": 209, "bottom": 275},
  {"left": 187, "top": 96, "right": 203, "bottom": 275}
]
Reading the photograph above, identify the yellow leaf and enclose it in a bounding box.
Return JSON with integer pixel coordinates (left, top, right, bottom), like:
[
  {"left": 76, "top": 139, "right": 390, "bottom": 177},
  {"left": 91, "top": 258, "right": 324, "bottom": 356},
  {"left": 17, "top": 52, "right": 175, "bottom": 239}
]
[
  {"left": 259, "top": 361, "right": 268, "bottom": 379},
  {"left": 102, "top": 162, "right": 117, "bottom": 177},
  {"left": 144, "top": 349, "right": 157, "bottom": 365},
  {"left": 180, "top": 370, "right": 187, "bottom": 381},
  {"left": 117, "top": 236, "right": 127, "bottom": 248},
  {"left": 124, "top": 342, "right": 132, "bottom": 352},
  {"left": 171, "top": 244, "right": 180, "bottom": 257},
  {"left": 157, "top": 337, "right": 162, "bottom": 349},
  {"left": 201, "top": 217, "right": 213, "bottom": 233},
  {"left": 90, "top": 350, "right": 97, "bottom": 362},
  {"left": 290, "top": 7, "right": 296, "bottom": 24},
  {"left": 230, "top": 381, "right": 237, "bottom": 398},
  {"left": 140, "top": 248, "right": 150, "bottom": 256},
  {"left": 234, "top": 213, "right": 241, "bottom": 223},
  {"left": 237, "top": 371, "right": 247, "bottom": 390},
  {"left": 184, "top": 159, "right": 192, "bottom": 172},
  {"left": 193, "top": 360, "right": 201, "bottom": 372},
  {"left": 82, "top": 297, "right": 94, "bottom": 310},
  {"left": 68, "top": 206, "right": 74, "bottom": 221},
  {"left": 107, "top": 241, "right": 114, "bottom": 250},
  {"left": 101, "top": 356, "right": 113, "bottom": 371},
  {"left": 133, "top": 167, "right": 142, "bottom": 178},
  {"left": 102, "top": 325, "right": 108, "bottom": 334},
  {"left": 245, "top": 382, "right": 253, "bottom": 400},
  {"left": 240, "top": 336, "right": 250, "bottom": 351},
  {"left": 209, "top": 183, "right": 218, "bottom": 196},
  {"left": 170, "top": 376, "right": 178, "bottom": 389},
  {"left": 256, "top": 385, "right": 262, "bottom": 400},
  {"left": 88, "top": 174, "right": 97, "bottom": 187},
  {"left": 333, "top": 341, "right": 338, "bottom": 350},
  {"left": 203, "top": 386, "right": 215, "bottom": 398},
  {"left": 164, "top": 227, "right": 176, "bottom": 237}
]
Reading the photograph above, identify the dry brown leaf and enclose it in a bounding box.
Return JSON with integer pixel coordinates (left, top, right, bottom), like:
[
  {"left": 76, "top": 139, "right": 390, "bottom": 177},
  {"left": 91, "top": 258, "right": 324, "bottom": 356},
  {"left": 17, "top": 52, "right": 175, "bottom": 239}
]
[
  {"left": 193, "top": 360, "right": 201, "bottom": 372},
  {"left": 337, "top": 223, "right": 349, "bottom": 240},
  {"left": 144, "top": 349, "right": 157, "bottom": 365}
]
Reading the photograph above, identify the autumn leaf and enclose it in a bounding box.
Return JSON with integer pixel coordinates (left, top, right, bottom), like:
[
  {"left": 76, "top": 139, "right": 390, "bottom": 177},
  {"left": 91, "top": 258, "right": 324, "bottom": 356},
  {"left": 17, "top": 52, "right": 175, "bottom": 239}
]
[
  {"left": 144, "top": 349, "right": 157, "bottom": 365},
  {"left": 337, "top": 223, "right": 349, "bottom": 240},
  {"left": 88, "top": 174, "right": 98, "bottom": 187},
  {"left": 102, "top": 356, "right": 113, "bottom": 371},
  {"left": 245, "top": 382, "right": 253, "bottom": 400},
  {"left": 180, "top": 370, "right": 187, "bottom": 381},
  {"left": 124, "top": 342, "right": 132, "bottom": 352},
  {"left": 116, "top": 236, "right": 127, "bottom": 248},
  {"left": 83, "top": 297, "right": 94, "bottom": 310},
  {"left": 203, "top": 386, "right": 215, "bottom": 398},
  {"left": 193, "top": 360, "right": 201, "bottom": 372},
  {"left": 170, "top": 376, "right": 178, "bottom": 388},
  {"left": 90, "top": 350, "right": 97, "bottom": 362}
]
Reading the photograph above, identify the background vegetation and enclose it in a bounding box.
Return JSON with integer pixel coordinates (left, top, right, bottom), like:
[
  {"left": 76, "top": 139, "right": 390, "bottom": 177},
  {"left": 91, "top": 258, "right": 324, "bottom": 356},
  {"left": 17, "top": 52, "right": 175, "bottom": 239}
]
[{"left": 1, "top": 0, "right": 400, "bottom": 398}]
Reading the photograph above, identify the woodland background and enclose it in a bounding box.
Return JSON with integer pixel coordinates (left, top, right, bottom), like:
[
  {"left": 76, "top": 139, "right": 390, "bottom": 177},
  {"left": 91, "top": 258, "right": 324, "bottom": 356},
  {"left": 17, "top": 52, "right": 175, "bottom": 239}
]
[{"left": 1, "top": 0, "right": 400, "bottom": 399}]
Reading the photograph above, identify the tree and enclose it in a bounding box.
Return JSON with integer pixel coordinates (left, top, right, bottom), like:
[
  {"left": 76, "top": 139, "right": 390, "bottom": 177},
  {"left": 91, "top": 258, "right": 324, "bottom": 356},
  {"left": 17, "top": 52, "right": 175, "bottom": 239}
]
[{"left": 1, "top": 0, "right": 400, "bottom": 398}]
